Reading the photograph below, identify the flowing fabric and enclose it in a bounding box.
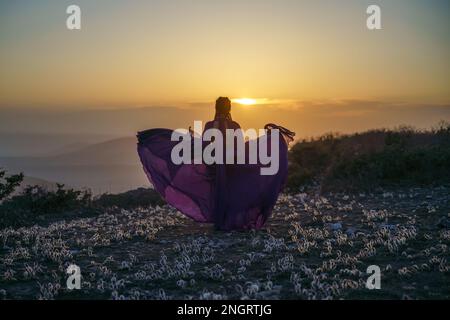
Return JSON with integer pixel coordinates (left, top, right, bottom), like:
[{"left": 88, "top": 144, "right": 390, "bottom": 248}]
[{"left": 137, "top": 119, "right": 294, "bottom": 231}]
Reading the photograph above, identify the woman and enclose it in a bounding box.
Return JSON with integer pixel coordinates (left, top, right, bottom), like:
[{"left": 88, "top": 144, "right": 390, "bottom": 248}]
[{"left": 137, "top": 97, "right": 294, "bottom": 231}]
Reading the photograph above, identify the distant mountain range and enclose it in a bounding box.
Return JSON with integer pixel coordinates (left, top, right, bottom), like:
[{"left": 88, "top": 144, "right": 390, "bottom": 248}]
[
  {"left": 0, "top": 137, "right": 149, "bottom": 194},
  {"left": 14, "top": 176, "right": 59, "bottom": 194},
  {"left": 0, "top": 132, "right": 119, "bottom": 157}
]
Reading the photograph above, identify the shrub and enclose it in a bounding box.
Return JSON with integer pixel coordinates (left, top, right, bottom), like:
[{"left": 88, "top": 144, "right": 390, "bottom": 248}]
[
  {"left": 287, "top": 122, "right": 450, "bottom": 191},
  {"left": 0, "top": 182, "right": 165, "bottom": 228},
  {"left": 94, "top": 187, "right": 164, "bottom": 209},
  {"left": 0, "top": 169, "right": 23, "bottom": 201},
  {"left": 0, "top": 184, "right": 93, "bottom": 228}
]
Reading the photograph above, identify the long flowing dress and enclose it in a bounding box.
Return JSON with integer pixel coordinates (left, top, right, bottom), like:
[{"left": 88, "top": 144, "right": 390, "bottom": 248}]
[{"left": 137, "top": 118, "right": 294, "bottom": 231}]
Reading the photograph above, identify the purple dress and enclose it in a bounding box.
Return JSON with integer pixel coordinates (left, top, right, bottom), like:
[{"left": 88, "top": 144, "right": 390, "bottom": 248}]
[{"left": 137, "top": 118, "right": 294, "bottom": 231}]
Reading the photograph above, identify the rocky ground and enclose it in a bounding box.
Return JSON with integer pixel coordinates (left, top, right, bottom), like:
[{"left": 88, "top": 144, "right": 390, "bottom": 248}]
[{"left": 0, "top": 186, "right": 449, "bottom": 300}]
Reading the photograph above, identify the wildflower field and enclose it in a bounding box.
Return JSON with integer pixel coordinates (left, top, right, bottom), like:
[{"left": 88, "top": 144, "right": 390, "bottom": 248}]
[{"left": 1, "top": 187, "right": 449, "bottom": 300}]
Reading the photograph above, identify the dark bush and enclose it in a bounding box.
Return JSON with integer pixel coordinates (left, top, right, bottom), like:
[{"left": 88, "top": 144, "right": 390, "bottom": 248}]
[
  {"left": 0, "top": 169, "right": 24, "bottom": 201},
  {"left": 0, "top": 184, "right": 94, "bottom": 228},
  {"left": 94, "top": 187, "right": 164, "bottom": 209},
  {"left": 287, "top": 122, "right": 450, "bottom": 191}
]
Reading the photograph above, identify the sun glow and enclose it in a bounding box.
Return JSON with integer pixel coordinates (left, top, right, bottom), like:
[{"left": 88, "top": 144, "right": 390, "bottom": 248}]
[{"left": 232, "top": 98, "right": 260, "bottom": 105}]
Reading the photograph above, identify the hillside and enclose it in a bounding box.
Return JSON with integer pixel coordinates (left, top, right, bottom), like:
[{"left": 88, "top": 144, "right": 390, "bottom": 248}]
[
  {"left": 1, "top": 186, "right": 449, "bottom": 299},
  {"left": 1, "top": 137, "right": 449, "bottom": 299},
  {"left": 287, "top": 123, "right": 450, "bottom": 191}
]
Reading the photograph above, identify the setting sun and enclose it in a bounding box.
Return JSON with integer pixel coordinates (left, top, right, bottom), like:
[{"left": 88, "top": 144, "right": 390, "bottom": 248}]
[
  {"left": 232, "top": 98, "right": 270, "bottom": 106},
  {"left": 232, "top": 98, "right": 257, "bottom": 105}
]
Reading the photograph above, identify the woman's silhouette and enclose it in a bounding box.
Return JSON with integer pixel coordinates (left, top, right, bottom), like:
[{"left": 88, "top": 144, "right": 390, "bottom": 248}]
[{"left": 137, "top": 97, "right": 294, "bottom": 231}]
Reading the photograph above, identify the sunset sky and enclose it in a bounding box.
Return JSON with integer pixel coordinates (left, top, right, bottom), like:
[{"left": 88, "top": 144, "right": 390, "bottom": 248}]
[{"left": 0, "top": 0, "right": 449, "bottom": 136}]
